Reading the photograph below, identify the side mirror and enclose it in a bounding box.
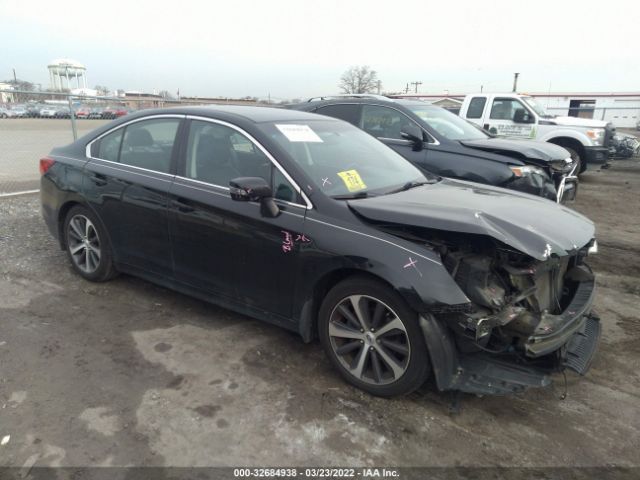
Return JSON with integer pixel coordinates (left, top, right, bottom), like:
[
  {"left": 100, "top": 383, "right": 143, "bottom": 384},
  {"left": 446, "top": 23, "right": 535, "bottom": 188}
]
[
  {"left": 513, "top": 108, "right": 532, "bottom": 124},
  {"left": 229, "top": 177, "right": 279, "bottom": 217},
  {"left": 400, "top": 124, "right": 424, "bottom": 151}
]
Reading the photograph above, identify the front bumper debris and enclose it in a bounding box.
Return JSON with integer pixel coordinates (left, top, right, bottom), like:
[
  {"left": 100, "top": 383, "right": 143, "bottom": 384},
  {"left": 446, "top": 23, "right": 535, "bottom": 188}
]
[
  {"left": 562, "top": 312, "right": 601, "bottom": 375},
  {"left": 419, "top": 274, "right": 600, "bottom": 395},
  {"left": 525, "top": 276, "right": 596, "bottom": 357}
]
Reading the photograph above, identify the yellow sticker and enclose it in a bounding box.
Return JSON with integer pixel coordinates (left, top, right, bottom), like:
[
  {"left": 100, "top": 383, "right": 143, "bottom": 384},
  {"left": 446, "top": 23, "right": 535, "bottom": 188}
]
[{"left": 337, "top": 170, "right": 367, "bottom": 192}]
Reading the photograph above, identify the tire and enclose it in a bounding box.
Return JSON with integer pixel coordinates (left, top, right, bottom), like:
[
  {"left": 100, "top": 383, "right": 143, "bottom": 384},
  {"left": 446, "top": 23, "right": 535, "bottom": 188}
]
[
  {"left": 564, "top": 146, "right": 584, "bottom": 175},
  {"left": 318, "top": 276, "right": 431, "bottom": 397},
  {"left": 63, "top": 205, "right": 117, "bottom": 282}
]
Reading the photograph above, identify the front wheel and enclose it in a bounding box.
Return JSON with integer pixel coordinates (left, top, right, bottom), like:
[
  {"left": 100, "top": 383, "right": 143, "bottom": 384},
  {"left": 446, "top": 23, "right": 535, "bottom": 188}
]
[
  {"left": 318, "top": 276, "right": 431, "bottom": 397},
  {"left": 64, "top": 206, "right": 117, "bottom": 282},
  {"left": 564, "top": 146, "right": 584, "bottom": 175}
]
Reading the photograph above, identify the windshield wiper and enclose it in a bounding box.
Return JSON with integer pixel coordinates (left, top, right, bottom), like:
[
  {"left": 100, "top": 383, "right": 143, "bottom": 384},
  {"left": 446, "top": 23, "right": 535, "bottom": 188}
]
[
  {"left": 332, "top": 191, "right": 370, "bottom": 200},
  {"left": 385, "top": 180, "right": 431, "bottom": 195}
]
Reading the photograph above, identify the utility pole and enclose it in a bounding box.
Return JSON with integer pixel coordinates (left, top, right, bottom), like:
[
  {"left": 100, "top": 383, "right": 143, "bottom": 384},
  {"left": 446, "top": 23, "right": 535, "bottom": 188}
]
[
  {"left": 480, "top": 85, "right": 483, "bottom": 93},
  {"left": 410, "top": 81, "right": 422, "bottom": 93},
  {"left": 13, "top": 68, "right": 17, "bottom": 83},
  {"left": 512, "top": 72, "right": 520, "bottom": 93},
  {"left": 404, "top": 83, "right": 410, "bottom": 94},
  {"left": 376, "top": 80, "right": 381, "bottom": 95}
]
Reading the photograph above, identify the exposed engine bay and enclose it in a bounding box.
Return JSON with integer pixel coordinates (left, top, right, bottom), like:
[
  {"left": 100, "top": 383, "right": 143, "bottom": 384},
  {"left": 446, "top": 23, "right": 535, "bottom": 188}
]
[{"left": 380, "top": 224, "right": 601, "bottom": 394}]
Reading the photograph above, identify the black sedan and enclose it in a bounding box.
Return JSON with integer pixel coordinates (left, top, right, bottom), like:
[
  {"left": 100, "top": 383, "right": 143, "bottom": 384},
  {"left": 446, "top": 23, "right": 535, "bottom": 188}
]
[
  {"left": 41, "top": 106, "right": 600, "bottom": 397},
  {"left": 289, "top": 97, "right": 579, "bottom": 203}
]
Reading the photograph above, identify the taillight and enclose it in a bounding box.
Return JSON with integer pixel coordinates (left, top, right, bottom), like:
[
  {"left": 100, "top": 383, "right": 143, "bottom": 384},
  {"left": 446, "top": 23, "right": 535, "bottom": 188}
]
[{"left": 39, "top": 157, "right": 56, "bottom": 175}]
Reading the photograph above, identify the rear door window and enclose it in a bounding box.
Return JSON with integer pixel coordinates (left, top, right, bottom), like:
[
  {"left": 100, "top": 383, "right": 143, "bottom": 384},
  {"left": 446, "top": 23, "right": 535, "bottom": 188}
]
[
  {"left": 315, "top": 104, "right": 361, "bottom": 126},
  {"left": 119, "top": 118, "right": 181, "bottom": 173},
  {"left": 93, "top": 129, "right": 123, "bottom": 162}
]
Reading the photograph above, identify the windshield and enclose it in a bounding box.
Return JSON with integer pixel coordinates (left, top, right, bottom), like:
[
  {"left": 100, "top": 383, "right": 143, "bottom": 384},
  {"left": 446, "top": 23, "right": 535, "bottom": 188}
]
[
  {"left": 258, "top": 120, "right": 432, "bottom": 198},
  {"left": 405, "top": 105, "right": 488, "bottom": 141},
  {"left": 522, "top": 96, "right": 551, "bottom": 118}
]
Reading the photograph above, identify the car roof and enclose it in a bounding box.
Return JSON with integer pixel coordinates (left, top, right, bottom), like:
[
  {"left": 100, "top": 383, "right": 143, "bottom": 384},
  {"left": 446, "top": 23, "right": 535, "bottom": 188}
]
[
  {"left": 293, "top": 97, "right": 430, "bottom": 109},
  {"left": 125, "top": 105, "right": 335, "bottom": 124}
]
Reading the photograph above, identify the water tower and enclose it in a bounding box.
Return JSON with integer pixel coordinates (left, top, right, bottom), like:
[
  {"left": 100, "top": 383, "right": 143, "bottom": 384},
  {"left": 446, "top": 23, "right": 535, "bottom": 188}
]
[{"left": 48, "top": 59, "right": 87, "bottom": 91}]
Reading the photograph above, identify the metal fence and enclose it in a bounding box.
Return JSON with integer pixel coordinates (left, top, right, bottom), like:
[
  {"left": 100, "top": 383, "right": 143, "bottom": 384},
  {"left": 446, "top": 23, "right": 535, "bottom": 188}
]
[{"left": 0, "top": 90, "right": 266, "bottom": 195}]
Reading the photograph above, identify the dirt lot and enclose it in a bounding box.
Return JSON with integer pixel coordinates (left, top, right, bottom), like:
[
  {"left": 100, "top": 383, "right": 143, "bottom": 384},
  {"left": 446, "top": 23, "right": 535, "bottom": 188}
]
[{"left": 0, "top": 159, "right": 639, "bottom": 471}]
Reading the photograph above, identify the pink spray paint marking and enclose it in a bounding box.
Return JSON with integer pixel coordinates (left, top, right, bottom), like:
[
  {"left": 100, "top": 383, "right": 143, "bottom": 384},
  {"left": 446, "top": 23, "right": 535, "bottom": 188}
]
[
  {"left": 403, "top": 257, "right": 422, "bottom": 277},
  {"left": 282, "top": 231, "right": 312, "bottom": 253}
]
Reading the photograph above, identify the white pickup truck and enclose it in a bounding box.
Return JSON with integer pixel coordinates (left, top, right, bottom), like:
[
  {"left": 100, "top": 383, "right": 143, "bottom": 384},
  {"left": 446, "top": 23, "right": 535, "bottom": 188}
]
[{"left": 459, "top": 93, "right": 615, "bottom": 173}]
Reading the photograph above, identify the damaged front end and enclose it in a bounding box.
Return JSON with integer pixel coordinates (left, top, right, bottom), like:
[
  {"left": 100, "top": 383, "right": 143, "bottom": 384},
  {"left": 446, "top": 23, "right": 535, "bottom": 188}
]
[{"left": 399, "top": 228, "right": 600, "bottom": 395}]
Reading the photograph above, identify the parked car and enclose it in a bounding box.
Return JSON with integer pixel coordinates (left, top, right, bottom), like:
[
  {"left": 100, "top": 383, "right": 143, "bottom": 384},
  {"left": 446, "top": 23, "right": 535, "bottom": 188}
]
[
  {"left": 290, "top": 96, "right": 578, "bottom": 203},
  {"left": 26, "top": 104, "right": 44, "bottom": 117},
  {"left": 75, "top": 107, "right": 92, "bottom": 119},
  {"left": 0, "top": 106, "right": 10, "bottom": 118},
  {"left": 101, "top": 106, "right": 129, "bottom": 119},
  {"left": 54, "top": 107, "right": 71, "bottom": 119},
  {"left": 40, "top": 106, "right": 60, "bottom": 118},
  {"left": 88, "top": 107, "right": 105, "bottom": 119},
  {"left": 40, "top": 106, "right": 601, "bottom": 397},
  {"left": 9, "top": 106, "right": 28, "bottom": 118},
  {"left": 458, "top": 93, "right": 615, "bottom": 172}
]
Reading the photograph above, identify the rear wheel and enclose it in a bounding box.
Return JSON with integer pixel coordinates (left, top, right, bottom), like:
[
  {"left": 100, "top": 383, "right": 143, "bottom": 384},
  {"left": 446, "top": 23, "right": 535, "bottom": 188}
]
[
  {"left": 64, "top": 206, "right": 117, "bottom": 282},
  {"left": 318, "top": 276, "right": 430, "bottom": 397}
]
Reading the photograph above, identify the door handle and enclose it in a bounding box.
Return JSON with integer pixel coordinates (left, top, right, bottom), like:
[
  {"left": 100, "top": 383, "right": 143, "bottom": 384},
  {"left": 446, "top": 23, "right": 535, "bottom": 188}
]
[
  {"left": 172, "top": 199, "right": 195, "bottom": 213},
  {"left": 88, "top": 173, "right": 107, "bottom": 186}
]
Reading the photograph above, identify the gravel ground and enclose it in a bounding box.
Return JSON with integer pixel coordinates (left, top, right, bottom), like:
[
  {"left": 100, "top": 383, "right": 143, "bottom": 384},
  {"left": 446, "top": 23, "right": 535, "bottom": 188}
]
[{"left": 0, "top": 159, "right": 639, "bottom": 472}]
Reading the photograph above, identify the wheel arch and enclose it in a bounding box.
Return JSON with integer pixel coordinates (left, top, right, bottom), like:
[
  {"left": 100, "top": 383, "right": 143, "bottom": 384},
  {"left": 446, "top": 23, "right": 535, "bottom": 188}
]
[
  {"left": 57, "top": 200, "right": 113, "bottom": 253},
  {"left": 297, "top": 268, "right": 420, "bottom": 343}
]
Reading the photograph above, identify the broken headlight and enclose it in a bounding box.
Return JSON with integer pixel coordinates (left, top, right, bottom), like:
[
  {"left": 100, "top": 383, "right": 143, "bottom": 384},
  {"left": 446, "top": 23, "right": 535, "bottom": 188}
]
[
  {"left": 509, "top": 165, "right": 548, "bottom": 178},
  {"left": 549, "top": 157, "right": 575, "bottom": 173}
]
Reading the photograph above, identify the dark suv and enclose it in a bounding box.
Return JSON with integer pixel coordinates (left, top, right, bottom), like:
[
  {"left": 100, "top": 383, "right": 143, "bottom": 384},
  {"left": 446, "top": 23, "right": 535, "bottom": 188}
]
[{"left": 289, "top": 96, "right": 578, "bottom": 203}]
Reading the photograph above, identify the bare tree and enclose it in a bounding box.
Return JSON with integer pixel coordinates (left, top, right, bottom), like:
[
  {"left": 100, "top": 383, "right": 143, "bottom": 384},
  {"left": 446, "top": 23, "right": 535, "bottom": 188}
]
[
  {"left": 338, "top": 66, "right": 380, "bottom": 94},
  {"left": 94, "top": 85, "right": 110, "bottom": 96},
  {"left": 158, "top": 90, "right": 174, "bottom": 100}
]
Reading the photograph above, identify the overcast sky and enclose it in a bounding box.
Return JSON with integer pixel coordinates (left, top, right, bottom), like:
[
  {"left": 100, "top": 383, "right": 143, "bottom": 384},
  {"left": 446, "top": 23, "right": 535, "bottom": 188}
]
[{"left": 1, "top": 0, "right": 638, "bottom": 99}]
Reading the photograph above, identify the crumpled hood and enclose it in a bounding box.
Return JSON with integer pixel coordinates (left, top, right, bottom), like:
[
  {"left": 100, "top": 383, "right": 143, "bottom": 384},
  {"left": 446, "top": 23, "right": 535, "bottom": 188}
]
[
  {"left": 460, "top": 138, "right": 570, "bottom": 162},
  {"left": 348, "top": 179, "right": 595, "bottom": 261},
  {"left": 549, "top": 116, "right": 608, "bottom": 128}
]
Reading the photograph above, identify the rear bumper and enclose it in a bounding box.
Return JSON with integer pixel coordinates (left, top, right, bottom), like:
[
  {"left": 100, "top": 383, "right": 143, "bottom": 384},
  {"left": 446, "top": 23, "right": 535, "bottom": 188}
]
[{"left": 584, "top": 146, "right": 609, "bottom": 164}]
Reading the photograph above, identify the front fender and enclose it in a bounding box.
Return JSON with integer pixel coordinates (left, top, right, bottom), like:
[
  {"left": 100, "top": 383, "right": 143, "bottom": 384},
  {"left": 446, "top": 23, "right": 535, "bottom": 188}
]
[
  {"left": 294, "top": 213, "right": 469, "bottom": 340},
  {"left": 539, "top": 129, "right": 591, "bottom": 147}
]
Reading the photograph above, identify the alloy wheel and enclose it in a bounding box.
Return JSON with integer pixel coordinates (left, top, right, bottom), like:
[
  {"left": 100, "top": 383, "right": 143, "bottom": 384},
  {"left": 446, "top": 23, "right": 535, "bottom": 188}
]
[
  {"left": 67, "top": 214, "right": 101, "bottom": 274},
  {"left": 328, "top": 295, "right": 411, "bottom": 385}
]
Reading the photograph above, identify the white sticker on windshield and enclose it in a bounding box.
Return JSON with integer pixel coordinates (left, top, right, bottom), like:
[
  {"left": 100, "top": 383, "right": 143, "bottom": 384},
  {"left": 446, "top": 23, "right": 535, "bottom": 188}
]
[{"left": 275, "top": 124, "right": 323, "bottom": 143}]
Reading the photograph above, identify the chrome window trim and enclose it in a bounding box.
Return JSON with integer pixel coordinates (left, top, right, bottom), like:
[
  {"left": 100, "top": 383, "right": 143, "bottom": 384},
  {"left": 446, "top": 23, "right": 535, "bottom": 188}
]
[
  {"left": 84, "top": 114, "right": 186, "bottom": 159},
  {"left": 87, "top": 156, "right": 177, "bottom": 179},
  {"left": 185, "top": 115, "right": 313, "bottom": 210},
  {"left": 90, "top": 158, "right": 175, "bottom": 182}
]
